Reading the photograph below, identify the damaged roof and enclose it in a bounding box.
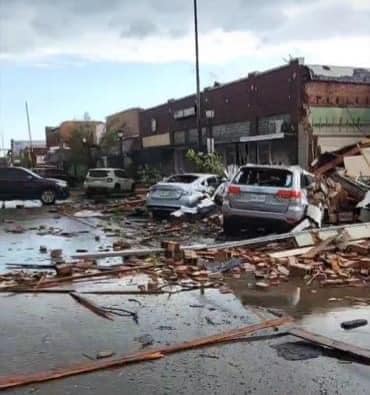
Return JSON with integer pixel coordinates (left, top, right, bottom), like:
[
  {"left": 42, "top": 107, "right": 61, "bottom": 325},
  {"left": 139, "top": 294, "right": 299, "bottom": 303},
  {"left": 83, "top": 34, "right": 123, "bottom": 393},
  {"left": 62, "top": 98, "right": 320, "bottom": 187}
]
[{"left": 307, "top": 64, "right": 370, "bottom": 84}]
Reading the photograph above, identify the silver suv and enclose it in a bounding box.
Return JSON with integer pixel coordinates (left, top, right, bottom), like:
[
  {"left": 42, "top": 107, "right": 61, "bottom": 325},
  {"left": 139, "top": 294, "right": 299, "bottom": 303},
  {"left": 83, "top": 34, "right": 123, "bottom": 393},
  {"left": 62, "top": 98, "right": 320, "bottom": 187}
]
[{"left": 222, "top": 165, "right": 314, "bottom": 235}]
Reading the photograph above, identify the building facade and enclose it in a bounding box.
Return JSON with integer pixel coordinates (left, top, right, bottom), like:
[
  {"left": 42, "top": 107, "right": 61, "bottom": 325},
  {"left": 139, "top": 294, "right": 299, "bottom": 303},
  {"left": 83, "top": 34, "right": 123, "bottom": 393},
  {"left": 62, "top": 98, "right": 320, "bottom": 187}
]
[
  {"left": 45, "top": 121, "right": 106, "bottom": 148},
  {"left": 302, "top": 65, "right": 370, "bottom": 165},
  {"left": 105, "top": 107, "right": 142, "bottom": 156},
  {"left": 137, "top": 59, "right": 370, "bottom": 172}
]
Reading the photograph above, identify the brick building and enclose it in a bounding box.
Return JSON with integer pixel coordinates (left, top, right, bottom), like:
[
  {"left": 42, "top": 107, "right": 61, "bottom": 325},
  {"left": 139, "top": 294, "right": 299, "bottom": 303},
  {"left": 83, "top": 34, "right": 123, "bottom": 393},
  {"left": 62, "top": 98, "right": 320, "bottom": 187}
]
[
  {"left": 138, "top": 59, "right": 370, "bottom": 173},
  {"left": 105, "top": 108, "right": 142, "bottom": 154},
  {"left": 45, "top": 120, "right": 106, "bottom": 148}
]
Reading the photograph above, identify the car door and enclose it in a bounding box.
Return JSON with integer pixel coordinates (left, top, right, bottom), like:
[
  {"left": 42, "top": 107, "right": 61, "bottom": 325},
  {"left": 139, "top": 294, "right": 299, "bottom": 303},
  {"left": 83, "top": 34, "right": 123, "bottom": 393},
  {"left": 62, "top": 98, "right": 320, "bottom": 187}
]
[
  {"left": 7, "top": 168, "right": 40, "bottom": 200},
  {"left": 0, "top": 168, "right": 12, "bottom": 200}
]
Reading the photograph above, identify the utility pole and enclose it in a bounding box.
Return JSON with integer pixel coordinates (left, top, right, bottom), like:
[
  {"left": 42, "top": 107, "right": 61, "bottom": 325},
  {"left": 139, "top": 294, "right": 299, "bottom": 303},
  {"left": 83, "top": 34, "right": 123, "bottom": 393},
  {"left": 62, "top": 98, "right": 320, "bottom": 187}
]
[
  {"left": 25, "top": 101, "right": 34, "bottom": 166},
  {"left": 193, "top": 0, "right": 202, "bottom": 151}
]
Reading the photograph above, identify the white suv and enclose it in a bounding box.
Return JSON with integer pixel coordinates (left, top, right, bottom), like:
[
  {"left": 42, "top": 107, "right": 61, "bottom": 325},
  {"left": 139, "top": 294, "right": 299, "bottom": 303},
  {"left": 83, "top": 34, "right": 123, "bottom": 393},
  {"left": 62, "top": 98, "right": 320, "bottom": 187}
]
[{"left": 84, "top": 168, "right": 135, "bottom": 195}]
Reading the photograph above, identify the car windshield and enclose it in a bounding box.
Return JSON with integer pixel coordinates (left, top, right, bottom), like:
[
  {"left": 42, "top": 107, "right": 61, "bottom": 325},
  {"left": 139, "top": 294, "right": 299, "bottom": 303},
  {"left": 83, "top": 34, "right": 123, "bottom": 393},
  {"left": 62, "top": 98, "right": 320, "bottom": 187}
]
[
  {"left": 166, "top": 175, "right": 199, "bottom": 184},
  {"left": 234, "top": 168, "right": 293, "bottom": 188},
  {"left": 88, "top": 170, "right": 109, "bottom": 178}
]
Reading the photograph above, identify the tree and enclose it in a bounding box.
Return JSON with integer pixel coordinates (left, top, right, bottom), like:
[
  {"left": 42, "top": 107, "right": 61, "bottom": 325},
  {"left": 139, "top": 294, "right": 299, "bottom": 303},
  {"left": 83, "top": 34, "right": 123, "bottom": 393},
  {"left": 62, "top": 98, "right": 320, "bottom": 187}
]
[
  {"left": 100, "top": 124, "right": 129, "bottom": 155},
  {"left": 186, "top": 149, "right": 225, "bottom": 176},
  {"left": 68, "top": 128, "right": 95, "bottom": 176}
]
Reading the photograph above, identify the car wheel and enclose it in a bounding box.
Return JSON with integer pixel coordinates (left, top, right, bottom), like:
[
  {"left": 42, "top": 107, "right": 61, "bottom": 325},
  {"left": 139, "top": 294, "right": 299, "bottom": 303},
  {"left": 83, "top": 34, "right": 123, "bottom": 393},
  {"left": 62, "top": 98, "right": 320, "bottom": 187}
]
[
  {"left": 113, "top": 184, "right": 121, "bottom": 194},
  {"left": 130, "top": 182, "right": 136, "bottom": 193},
  {"left": 223, "top": 217, "right": 238, "bottom": 236},
  {"left": 40, "top": 190, "right": 56, "bottom": 205}
]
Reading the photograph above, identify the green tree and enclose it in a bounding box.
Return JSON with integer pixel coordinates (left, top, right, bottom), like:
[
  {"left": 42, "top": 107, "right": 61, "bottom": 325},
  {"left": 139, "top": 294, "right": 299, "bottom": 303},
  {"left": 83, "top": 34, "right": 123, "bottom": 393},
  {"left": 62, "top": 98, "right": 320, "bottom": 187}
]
[
  {"left": 67, "top": 128, "right": 95, "bottom": 177},
  {"left": 68, "top": 129, "right": 92, "bottom": 165},
  {"left": 185, "top": 149, "right": 225, "bottom": 176},
  {"left": 100, "top": 125, "right": 129, "bottom": 154}
]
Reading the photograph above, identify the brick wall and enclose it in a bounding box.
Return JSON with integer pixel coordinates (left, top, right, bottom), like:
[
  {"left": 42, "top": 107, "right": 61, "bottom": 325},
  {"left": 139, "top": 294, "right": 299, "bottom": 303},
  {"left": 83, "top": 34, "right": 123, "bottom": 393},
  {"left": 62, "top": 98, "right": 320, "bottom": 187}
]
[
  {"left": 139, "top": 61, "right": 304, "bottom": 141},
  {"left": 305, "top": 81, "right": 370, "bottom": 107}
]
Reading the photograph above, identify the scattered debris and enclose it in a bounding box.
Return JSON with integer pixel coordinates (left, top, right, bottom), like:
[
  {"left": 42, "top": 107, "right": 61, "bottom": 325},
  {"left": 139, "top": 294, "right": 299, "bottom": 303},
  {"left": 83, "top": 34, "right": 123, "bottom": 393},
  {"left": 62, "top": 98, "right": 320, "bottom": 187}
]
[
  {"left": 70, "top": 292, "right": 114, "bottom": 321},
  {"left": 135, "top": 334, "right": 154, "bottom": 347},
  {"left": 39, "top": 246, "right": 47, "bottom": 254},
  {"left": 96, "top": 351, "right": 115, "bottom": 359},
  {"left": 341, "top": 319, "right": 368, "bottom": 330}
]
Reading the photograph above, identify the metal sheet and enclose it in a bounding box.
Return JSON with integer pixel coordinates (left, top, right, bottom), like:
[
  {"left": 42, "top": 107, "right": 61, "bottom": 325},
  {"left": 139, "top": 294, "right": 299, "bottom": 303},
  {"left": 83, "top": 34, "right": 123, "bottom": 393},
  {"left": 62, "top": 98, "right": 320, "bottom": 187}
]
[{"left": 240, "top": 132, "right": 284, "bottom": 143}]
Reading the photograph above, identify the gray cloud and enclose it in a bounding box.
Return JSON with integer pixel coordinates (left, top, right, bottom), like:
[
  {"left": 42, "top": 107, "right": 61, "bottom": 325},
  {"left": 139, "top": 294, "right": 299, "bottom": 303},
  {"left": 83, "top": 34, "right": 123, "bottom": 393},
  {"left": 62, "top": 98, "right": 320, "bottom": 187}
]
[
  {"left": 122, "top": 19, "right": 158, "bottom": 38},
  {"left": 0, "top": 0, "right": 369, "bottom": 59}
]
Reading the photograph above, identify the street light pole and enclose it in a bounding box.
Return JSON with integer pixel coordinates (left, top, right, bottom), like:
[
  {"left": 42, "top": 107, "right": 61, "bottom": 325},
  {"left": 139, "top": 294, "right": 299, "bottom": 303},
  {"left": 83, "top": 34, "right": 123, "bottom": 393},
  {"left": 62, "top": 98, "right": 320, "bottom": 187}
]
[
  {"left": 118, "top": 131, "right": 124, "bottom": 168},
  {"left": 193, "top": 0, "right": 202, "bottom": 152},
  {"left": 205, "top": 110, "right": 215, "bottom": 154},
  {"left": 82, "top": 137, "right": 91, "bottom": 168}
]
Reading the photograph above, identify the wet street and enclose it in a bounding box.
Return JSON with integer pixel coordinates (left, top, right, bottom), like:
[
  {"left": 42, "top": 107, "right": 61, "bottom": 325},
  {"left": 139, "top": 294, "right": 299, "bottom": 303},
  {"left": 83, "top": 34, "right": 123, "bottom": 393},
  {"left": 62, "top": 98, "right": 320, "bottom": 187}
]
[{"left": 0, "top": 200, "right": 370, "bottom": 394}]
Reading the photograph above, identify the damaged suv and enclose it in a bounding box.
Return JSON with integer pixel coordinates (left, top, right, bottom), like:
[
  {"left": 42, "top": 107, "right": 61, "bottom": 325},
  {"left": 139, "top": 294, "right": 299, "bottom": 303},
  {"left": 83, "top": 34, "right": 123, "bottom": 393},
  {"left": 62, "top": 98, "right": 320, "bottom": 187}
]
[{"left": 222, "top": 165, "right": 314, "bottom": 234}]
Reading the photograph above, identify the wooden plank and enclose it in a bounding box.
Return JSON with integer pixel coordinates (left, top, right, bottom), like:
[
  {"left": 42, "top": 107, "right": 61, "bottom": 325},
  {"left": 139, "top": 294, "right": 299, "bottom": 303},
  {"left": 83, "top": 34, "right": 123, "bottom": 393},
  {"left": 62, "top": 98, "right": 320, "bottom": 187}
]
[
  {"left": 314, "top": 145, "right": 361, "bottom": 176},
  {"left": 69, "top": 293, "right": 113, "bottom": 321},
  {"left": 71, "top": 248, "right": 164, "bottom": 260},
  {"left": 302, "top": 235, "right": 338, "bottom": 259},
  {"left": 0, "top": 289, "right": 165, "bottom": 295},
  {"left": 269, "top": 247, "right": 314, "bottom": 259},
  {"left": 289, "top": 327, "right": 370, "bottom": 362},
  {"left": 2, "top": 264, "right": 154, "bottom": 291},
  {"left": 0, "top": 317, "right": 291, "bottom": 390},
  {"left": 270, "top": 240, "right": 368, "bottom": 259}
]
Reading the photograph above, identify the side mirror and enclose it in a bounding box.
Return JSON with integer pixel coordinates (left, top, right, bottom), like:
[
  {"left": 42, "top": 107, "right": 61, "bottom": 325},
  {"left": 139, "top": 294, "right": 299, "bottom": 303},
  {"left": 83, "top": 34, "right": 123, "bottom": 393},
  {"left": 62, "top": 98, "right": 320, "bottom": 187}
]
[{"left": 27, "top": 175, "right": 33, "bottom": 180}]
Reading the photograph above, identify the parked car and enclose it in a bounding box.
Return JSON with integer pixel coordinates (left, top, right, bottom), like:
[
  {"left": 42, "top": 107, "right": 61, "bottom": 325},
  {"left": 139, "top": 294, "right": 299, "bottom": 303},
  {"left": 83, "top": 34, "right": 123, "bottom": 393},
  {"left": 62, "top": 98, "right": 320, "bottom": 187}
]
[
  {"left": 0, "top": 167, "right": 69, "bottom": 205},
  {"left": 32, "top": 167, "right": 78, "bottom": 187},
  {"left": 222, "top": 165, "right": 314, "bottom": 234},
  {"left": 84, "top": 168, "right": 135, "bottom": 195},
  {"left": 146, "top": 173, "right": 222, "bottom": 215}
]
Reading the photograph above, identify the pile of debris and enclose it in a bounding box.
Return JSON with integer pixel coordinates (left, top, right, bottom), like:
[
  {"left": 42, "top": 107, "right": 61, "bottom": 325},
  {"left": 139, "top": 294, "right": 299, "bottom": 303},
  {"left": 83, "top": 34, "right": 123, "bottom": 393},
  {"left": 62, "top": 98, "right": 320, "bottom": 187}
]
[
  {"left": 308, "top": 175, "right": 358, "bottom": 224},
  {"left": 311, "top": 140, "right": 370, "bottom": 223},
  {"left": 2, "top": 223, "right": 369, "bottom": 293}
]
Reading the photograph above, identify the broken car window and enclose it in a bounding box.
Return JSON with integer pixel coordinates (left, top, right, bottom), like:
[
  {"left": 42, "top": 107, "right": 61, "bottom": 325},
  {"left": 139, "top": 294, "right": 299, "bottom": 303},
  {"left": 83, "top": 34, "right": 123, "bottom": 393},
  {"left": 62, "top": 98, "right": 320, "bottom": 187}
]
[
  {"left": 166, "top": 175, "right": 199, "bottom": 184},
  {"left": 235, "top": 168, "right": 293, "bottom": 187}
]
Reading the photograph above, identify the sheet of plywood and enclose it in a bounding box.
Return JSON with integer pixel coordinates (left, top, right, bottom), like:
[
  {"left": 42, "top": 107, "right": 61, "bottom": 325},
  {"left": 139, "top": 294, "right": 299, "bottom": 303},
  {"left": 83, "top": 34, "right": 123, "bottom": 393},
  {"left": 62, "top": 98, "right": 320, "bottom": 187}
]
[
  {"left": 361, "top": 147, "right": 370, "bottom": 167},
  {"left": 344, "top": 155, "right": 370, "bottom": 178}
]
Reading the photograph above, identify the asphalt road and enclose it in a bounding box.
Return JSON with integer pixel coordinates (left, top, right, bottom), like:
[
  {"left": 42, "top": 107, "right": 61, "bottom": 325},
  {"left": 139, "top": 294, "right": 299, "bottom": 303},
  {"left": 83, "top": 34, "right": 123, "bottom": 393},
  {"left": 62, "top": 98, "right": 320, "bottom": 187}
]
[{"left": 0, "top": 203, "right": 369, "bottom": 394}]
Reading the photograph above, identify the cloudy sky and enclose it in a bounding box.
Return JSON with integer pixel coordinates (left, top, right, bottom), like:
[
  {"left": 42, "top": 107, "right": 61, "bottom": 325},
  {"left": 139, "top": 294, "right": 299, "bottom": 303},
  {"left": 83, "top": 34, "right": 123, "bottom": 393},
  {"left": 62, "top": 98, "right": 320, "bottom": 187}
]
[{"left": 0, "top": 0, "right": 369, "bottom": 147}]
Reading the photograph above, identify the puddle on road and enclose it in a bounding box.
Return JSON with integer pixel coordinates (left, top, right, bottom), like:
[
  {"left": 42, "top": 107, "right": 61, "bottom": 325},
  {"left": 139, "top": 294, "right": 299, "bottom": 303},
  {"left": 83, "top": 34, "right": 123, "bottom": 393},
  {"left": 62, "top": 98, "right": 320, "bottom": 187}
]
[
  {"left": 0, "top": 204, "right": 218, "bottom": 273},
  {"left": 228, "top": 275, "right": 370, "bottom": 348}
]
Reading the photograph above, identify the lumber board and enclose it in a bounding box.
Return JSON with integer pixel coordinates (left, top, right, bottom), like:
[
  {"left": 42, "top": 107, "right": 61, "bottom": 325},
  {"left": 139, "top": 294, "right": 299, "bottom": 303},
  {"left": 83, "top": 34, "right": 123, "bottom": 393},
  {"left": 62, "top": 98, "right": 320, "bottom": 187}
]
[
  {"left": 71, "top": 248, "right": 164, "bottom": 260},
  {"left": 301, "top": 235, "right": 338, "bottom": 259},
  {"left": 289, "top": 327, "right": 370, "bottom": 362}
]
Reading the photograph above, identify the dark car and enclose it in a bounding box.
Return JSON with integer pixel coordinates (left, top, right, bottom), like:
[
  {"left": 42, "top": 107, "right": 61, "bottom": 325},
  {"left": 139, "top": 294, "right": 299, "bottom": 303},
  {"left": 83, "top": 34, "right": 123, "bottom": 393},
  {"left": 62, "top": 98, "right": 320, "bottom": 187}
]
[
  {"left": 32, "top": 167, "right": 77, "bottom": 186},
  {"left": 0, "top": 167, "right": 69, "bottom": 205}
]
